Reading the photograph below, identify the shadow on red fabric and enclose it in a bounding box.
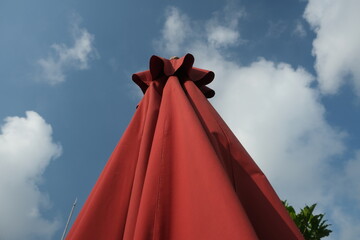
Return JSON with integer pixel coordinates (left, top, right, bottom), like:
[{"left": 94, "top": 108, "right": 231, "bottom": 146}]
[{"left": 66, "top": 54, "right": 304, "bottom": 240}]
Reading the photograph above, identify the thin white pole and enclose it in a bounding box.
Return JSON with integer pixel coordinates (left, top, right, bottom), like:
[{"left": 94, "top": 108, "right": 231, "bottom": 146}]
[{"left": 61, "top": 198, "right": 77, "bottom": 240}]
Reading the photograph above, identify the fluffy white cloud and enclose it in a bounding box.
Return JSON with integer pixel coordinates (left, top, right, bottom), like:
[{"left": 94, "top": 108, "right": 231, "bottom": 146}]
[
  {"left": 304, "top": 0, "right": 360, "bottom": 95},
  {"left": 154, "top": 6, "right": 245, "bottom": 56},
  {"left": 206, "top": 6, "right": 245, "bottom": 48},
  {"left": 0, "top": 111, "right": 62, "bottom": 240},
  {"left": 156, "top": 6, "right": 360, "bottom": 239},
  {"left": 37, "top": 17, "right": 97, "bottom": 84},
  {"left": 207, "top": 25, "right": 240, "bottom": 48},
  {"left": 154, "top": 7, "right": 191, "bottom": 56}
]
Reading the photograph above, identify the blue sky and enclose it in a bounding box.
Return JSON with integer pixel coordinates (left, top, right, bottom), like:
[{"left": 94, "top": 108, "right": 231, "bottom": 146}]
[{"left": 1, "top": 0, "right": 360, "bottom": 239}]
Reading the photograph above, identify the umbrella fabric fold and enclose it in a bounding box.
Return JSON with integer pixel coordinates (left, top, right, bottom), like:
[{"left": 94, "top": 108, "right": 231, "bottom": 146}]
[{"left": 66, "top": 54, "right": 304, "bottom": 240}]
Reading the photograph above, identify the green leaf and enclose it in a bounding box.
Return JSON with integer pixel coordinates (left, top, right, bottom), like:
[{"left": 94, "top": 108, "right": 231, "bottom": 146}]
[{"left": 282, "top": 200, "right": 332, "bottom": 240}]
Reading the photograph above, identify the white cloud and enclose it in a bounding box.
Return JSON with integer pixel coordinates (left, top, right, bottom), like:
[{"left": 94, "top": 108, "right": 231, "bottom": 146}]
[
  {"left": 154, "top": 6, "right": 245, "bottom": 56},
  {"left": 206, "top": 6, "right": 245, "bottom": 48},
  {"left": 322, "top": 150, "right": 360, "bottom": 239},
  {"left": 154, "top": 7, "right": 191, "bottom": 56},
  {"left": 304, "top": 0, "right": 360, "bottom": 95},
  {"left": 37, "top": 16, "right": 97, "bottom": 84},
  {"left": 339, "top": 150, "right": 360, "bottom": 204},
  {"left": 207, "top": 25, "right": 240, "bottom": 48},
  {"left": 0, "top": 111, "right": 62, "bottom": 240},
  {"left": 266, "top": 20, "right": 287, "bottom": 38},
  {"left": 156, "top": 6, "right": 360, "bottom": 239},
  {"left": 329, "top": 207, "right": 360, "bottom": 240},
  {"left": 293, "top": 20, "right": 307, "bottom": 38}
]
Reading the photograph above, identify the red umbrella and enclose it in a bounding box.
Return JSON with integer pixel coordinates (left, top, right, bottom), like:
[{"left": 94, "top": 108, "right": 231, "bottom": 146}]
[{"left": 66, "top": 54, "right": 303, "bottom": 240}]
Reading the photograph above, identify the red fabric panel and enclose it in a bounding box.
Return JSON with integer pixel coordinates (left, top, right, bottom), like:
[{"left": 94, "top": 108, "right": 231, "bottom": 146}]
[{"left": 66, "top": 55, "right": 304, "bottom": 240}]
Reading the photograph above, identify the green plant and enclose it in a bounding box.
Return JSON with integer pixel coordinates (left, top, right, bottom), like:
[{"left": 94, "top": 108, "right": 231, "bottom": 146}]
[{"left": 283, "top": 201, "right": 332, "bottom": 240}]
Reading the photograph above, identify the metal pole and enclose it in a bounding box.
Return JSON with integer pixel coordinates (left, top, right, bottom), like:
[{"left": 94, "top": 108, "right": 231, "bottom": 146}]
[{"left": 61, "top": 198, "right": 77, "bottom": 240}]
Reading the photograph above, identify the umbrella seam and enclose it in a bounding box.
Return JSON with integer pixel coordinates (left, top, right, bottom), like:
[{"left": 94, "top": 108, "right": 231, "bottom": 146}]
[
  {"left": 152, "top": 94, "right": 168, "bottom": 240},
  {"left": 123, "top": 86, "right": 159, "bottom": 239},
  {"left": 212, "top": 112, "right": 300, "bottom": 239},
  {"left": 212, "top": 117, "right": 237, "bottom": 192}
]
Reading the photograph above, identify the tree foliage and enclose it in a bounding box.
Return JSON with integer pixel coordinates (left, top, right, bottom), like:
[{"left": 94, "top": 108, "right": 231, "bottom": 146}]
[{"left": 283, "top": 201, "right": 332, "bottom": 240}]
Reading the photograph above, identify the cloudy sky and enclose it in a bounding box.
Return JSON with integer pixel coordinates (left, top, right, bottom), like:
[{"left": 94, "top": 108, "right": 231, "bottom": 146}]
[{"left": 1, "top": 0, "right": 360, "bottom": 239}]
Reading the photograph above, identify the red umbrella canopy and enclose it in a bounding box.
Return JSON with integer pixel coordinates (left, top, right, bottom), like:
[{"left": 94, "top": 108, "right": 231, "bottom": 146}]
[{"left": 66, "top": 54, "right": 304, "bottom": 240}]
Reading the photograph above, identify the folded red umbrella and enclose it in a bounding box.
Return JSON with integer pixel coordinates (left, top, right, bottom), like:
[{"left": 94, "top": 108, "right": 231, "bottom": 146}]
[{"left": 66, "top": 54, "right": 304, "bottom": 240}]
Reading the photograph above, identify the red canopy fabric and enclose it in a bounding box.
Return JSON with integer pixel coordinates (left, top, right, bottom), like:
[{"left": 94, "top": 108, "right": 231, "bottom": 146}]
[{"left": 66, "top": 54, "right": 304, "bottom": 240}]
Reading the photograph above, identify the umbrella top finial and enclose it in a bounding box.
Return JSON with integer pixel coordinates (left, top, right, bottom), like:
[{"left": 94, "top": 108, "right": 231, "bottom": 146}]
[{"left": 132, "top": 53, "right": 215, "bottom": 98}]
